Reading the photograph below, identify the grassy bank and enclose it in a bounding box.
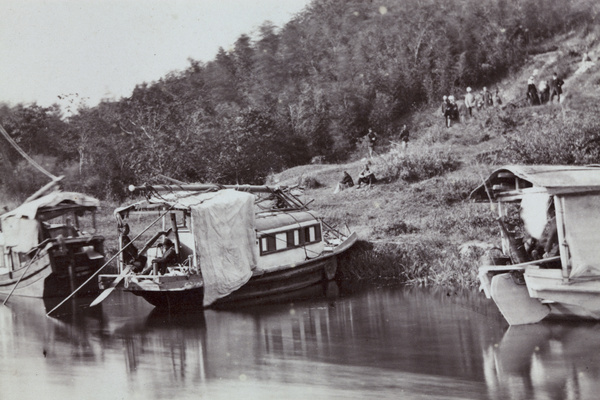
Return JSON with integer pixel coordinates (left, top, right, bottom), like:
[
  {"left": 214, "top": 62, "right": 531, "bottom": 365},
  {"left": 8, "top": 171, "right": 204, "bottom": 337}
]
[
  {"left": 269, "top": 31, "right": 600, "bottom": 290},
  {"left": 3, "top": 30, "right": 600, "bottom": 291}
]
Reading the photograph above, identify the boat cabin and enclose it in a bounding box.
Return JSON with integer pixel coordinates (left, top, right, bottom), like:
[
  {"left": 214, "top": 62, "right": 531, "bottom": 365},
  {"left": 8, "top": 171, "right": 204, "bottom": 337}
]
[
  {"left": 113, "top": 188, "right": 326, "bottom": 275},
  {"left": 0, "top": 191, "right": 105, "bottom": 298},
  {"left": 471, "top": 165, "right": 600, "bottom": 281}
]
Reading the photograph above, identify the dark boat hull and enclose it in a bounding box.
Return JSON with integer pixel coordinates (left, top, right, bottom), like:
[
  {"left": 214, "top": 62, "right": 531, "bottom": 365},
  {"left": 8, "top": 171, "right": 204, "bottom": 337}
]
[
  {"left": 126, "top": 253, "right": 338, "bottom": 310},
  {"left": 104, "top": 232, "right": 358, "bottom": 310},
  {"left": 0, "top": 254, "right": 100, "bottom": 299}
]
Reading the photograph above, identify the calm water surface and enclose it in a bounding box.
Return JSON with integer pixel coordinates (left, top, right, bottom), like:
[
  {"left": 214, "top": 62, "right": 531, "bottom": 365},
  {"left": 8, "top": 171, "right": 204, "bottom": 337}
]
[{"left": 2, "top": 283, "right": 600, "bottom": 399}]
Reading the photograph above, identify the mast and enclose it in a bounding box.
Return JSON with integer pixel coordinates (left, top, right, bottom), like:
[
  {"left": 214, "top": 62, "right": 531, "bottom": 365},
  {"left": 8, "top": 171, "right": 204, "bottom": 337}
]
[{"left": 128, "top": 183, "right": 275, "bottom": 194}]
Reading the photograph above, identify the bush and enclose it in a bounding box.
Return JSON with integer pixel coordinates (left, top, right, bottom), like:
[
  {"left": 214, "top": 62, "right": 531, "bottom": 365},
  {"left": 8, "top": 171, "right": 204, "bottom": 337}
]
[
  {"left": 299, "top": 175, "right": 323, "bottom": 189},
  {"left": 377, "top": 148, "right": 461, "bottom": 183},
  {"left": 337, "top": 237, "right": 481, "bottom": 288},
  {"left": 500, "top": 107, "right": 600, "bottom": 164}
]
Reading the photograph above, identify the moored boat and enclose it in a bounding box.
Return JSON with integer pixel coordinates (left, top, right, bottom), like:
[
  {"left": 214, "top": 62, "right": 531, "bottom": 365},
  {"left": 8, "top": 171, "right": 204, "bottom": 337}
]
[
  {"left": 0, "top": 191, "right": 106, "bottom": 299},
  {"left": 471, "top": 165, "right": 600, "bottom": 325},
  {"left": 98, "top": 184, "right": 357, "bottom": 309}
]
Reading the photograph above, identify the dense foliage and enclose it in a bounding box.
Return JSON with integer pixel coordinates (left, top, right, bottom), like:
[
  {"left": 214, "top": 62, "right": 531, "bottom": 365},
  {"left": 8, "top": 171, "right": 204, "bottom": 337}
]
[{"left": 1, "top": 0, "right": 595, "bottom": 200}]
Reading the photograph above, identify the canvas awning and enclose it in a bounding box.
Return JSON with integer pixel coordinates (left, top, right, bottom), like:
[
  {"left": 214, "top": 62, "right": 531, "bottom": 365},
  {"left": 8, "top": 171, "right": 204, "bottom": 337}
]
[
  {"left": 470, "top": 165, "right": 600, "bottom": 202},
  {"left": 190, "top": 190, "right": 256, "bottom": 306},
  {"left": 1, "top": 191, "right": 100, "bottom": 252},
  {"left": 561, "top": 193, "right": 600, "bottom": 279}
]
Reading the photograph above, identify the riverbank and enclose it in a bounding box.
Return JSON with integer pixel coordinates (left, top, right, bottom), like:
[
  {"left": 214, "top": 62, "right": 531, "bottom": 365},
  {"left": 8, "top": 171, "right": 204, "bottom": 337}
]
[{"left": 266, "top": 31, "right": 600, "bottom": 289}]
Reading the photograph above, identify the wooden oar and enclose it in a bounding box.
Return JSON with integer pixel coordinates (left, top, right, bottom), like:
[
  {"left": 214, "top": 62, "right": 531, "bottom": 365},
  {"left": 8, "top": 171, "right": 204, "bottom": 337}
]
[
  {"left": 46, "top": 205, "right": 175, "bottom": 317},
  {"left": 89, "top": 266, "right": 132, "bottom": 307}
]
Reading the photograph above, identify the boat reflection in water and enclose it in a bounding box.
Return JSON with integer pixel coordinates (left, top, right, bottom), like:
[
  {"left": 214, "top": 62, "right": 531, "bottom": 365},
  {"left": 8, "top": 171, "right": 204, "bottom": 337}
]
[
  {"left": 3, "top": 283, "right": 600, "bottom": 399},
  {"left": 484, "top": 322, "right": 600, "bottom": 400}
]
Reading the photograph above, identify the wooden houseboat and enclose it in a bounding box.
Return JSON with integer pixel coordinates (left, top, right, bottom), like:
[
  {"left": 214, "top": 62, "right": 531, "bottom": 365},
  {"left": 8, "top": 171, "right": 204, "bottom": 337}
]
[
  {"left": 98, "top": 184, "right": 357, "bottom": 309},
  {"left": 471, "top": 165, "right": 600, "bottom": 325},
  {"left": 0, "top": 191, "right": 105, "bottom": 300}
]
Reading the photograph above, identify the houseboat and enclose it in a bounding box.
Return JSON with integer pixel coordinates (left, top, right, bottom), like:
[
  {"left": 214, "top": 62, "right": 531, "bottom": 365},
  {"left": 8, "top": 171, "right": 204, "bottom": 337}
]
[
  {"left": 98, "top": 184, "right": 357, "bottom": 309},
  {"left": 471, "top": 165, "right": 600, "bottom": 325},
  {"left": 0, "top": 191, "right": 105, "bottom": 300}
]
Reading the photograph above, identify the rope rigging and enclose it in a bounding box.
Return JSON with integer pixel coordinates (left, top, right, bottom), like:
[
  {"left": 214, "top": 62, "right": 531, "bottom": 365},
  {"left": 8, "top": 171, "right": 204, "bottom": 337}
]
[{"left": 0, "top": 123, "right": 58, "bottom": 181}]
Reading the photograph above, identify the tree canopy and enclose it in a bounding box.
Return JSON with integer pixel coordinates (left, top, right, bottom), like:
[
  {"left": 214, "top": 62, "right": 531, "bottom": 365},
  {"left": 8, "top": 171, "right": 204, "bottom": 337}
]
[{"left": 1, "top": 0, "right": 595, "bottom": 200}]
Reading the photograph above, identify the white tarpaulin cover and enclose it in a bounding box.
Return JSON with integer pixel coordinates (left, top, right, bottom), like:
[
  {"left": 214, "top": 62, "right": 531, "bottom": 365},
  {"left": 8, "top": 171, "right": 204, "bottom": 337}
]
[
  {"left": 191, "top": 189, "right": 256, "bottom": 306},
  {"left": 0, "top": 216, "right": 39, "bottom": 253},
  {"left": 520, "top": 192, "right": 551, "bottom": 240},
  {"left": 562, "top": 193, "right": 600, "bottom": 278}
]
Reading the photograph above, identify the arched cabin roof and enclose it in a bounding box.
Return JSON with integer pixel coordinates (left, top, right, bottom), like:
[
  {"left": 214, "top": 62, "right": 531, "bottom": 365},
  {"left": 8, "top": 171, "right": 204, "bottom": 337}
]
[{"left": 470, "top": 165, "right": 600, "bottom": 203}]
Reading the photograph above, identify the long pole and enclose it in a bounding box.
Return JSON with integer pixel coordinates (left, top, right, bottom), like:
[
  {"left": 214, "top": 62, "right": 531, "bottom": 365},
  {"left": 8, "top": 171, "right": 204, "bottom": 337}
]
[
  {"left": 2, "top": 243, "right": 48, "bottom": 305},
  {"left": 46, "top": 205, "right": 175, "bottom": 316},
  {"left": 129, "top": 183, "right": 274, "bottom": 194}
]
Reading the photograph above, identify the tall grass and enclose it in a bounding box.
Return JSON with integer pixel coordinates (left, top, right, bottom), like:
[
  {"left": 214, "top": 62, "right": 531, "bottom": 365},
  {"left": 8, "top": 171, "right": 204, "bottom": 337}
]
[
  {"left": 337, "top": 237, "right": 481, "bottom": 289},
  {"left": 376, "top": 147, "right": 461, "bottom": 183},
  {"left": 497, "top": 106, "right": 600, "bottom": 164}
]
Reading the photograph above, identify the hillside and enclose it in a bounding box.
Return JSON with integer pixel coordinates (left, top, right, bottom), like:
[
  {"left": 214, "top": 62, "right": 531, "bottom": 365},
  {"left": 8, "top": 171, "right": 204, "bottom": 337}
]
[
  {"left": 268, "top": 30, "right": 600, "bottom": 287},
  {"left": 2, "top": 2, "right": 600, "bottom": 290}
]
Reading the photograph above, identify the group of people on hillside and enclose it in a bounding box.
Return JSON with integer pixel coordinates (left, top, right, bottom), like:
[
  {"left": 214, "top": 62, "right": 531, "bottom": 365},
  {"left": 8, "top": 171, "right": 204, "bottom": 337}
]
[
  {"left": 526, "top": 72, "right": 564, "bottom": 106},
  {"left": 440, "top": 86, "right": 501, "bottom": 127},
  {"left": 334, "top": 159, "right": 378, "bottom": 193}
]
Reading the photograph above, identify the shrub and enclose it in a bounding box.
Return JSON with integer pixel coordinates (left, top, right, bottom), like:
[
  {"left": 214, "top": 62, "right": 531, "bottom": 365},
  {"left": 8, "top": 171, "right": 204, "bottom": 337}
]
[
  {"left": 377, "top": 148, "right": 461, "bottom": 183},
  {"left": 337, "top": 237, "right": 481, "bottom": 288},
  {"left": 500, "top": 107, "right": 600, "bottom": 164},
  {"left": 299, "top": 175, "right": 323, "bottom": 189}
]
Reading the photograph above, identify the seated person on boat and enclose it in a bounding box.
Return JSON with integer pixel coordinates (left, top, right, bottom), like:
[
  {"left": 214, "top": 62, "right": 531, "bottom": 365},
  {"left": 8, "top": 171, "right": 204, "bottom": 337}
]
[
  {"left": 524, "top": 203, "right": 560, "bottom": 268},
  {"left": 121, "top": 224, "right": 147, "bottom": 273},
  {"left": 141, "top": 237, "right": 177, "bottom": 275}
]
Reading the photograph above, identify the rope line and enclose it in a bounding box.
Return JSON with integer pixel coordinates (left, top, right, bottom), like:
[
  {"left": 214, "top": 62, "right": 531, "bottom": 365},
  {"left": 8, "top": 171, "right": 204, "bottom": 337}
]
[{"left": 0, "top": 123, "right": 58, "bottom": 180}]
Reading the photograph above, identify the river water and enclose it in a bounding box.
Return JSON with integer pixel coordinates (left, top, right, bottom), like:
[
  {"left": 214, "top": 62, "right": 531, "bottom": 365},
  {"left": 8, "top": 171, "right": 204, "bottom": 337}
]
[{"left": 2, "top": 283, "right": 600, "bottom": 400}]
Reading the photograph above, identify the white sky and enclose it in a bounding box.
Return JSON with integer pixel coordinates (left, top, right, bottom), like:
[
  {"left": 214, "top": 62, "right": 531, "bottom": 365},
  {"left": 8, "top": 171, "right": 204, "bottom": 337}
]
[{"left": 0, "top": 0, "right": 312, "bottom": 109}]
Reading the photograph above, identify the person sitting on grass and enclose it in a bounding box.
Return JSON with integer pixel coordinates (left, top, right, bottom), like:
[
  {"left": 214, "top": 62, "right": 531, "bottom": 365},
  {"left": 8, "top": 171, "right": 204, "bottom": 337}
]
[
  {"left": 334, "top": 171, "right": 354, "bottom": 193},
  {"left": 356, "top": 161, "right": 377, "bottom": 188}
]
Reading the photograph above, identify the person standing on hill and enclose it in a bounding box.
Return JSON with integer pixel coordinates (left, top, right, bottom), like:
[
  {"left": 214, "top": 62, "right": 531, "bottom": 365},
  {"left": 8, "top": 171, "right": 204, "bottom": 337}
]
[
  {"left": 464, "top": 87, "right": 475, "bottom": 118},
  {"left": 538, "top": 79, "right": 550, "bottom": 104},
  {"left": 549, "top": 72, "right": 564, "bottom": 103},
  {"left": 366, "top": 128, "right": 378, "bottom": 158},
  {"left": 444, "top": 96, "right": 459, "bottom": 127},
  {"left": 441, "top": 95, "right": 449, "bottom": 115},
  {"left": 527, "top": 76, "right": 540, "bottom": 106},
  {"left": 399, "top": 124, "right": 409, "bottom": 150},
  {"left": 482, "top": 87, "right": 493, "bottom": 107},
  {"left": 494, "top": 87, "right": 502, "bottom": 106}
]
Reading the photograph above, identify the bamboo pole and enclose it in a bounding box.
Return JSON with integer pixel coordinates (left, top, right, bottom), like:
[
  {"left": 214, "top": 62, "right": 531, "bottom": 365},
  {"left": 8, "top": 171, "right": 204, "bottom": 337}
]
[
  {"left": 2, "top": 242, "right": 49, "bottom": 305},
  {"left": 46, "top": 205, "right": 175, "bottom": 316}
]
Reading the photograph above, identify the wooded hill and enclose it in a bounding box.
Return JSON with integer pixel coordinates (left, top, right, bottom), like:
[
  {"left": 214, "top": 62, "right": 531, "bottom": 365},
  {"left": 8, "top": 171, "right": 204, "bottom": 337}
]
[{"left": 0, "top": 0, "right": 598, "bottom": 202}]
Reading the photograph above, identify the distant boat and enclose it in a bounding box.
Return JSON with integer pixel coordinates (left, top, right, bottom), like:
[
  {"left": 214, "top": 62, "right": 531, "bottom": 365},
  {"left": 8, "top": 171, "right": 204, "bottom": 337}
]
[
  {"left": 471, "top": 165, "right": 600, "bottom": 325},
  {"left": 0, "top": 190, "right": 106, "bottom": 299},
  {"left": 98, "top": 184, "right": 357, "bottom": 309}
]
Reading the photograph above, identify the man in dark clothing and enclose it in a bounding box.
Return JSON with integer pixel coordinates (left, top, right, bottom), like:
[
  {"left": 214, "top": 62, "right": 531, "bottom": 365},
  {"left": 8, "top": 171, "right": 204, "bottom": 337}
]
[
  {"left": 399, "top": 124, "right": 409, "bottom": 149},
  {"left": 549, "top": 72, "right": 564, "bottom": 103},
  {"left": 366, "top": 128, "right": 378, "bottom": 158},
  {"left": 482, "top": 87, "right": 493, "bottom": 107},
  {"left": 142, "top": 237, "right": 177, "bottom": 275},
  {"left": 527, "top": 76, "right": 540, "bottom": 106}
]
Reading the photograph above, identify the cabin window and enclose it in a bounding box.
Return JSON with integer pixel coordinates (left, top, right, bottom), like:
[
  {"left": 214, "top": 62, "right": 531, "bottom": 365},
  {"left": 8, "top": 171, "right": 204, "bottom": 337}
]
[
  {"left": 286, "top": 231, "right": 296, "bottom": 247},
  {"left": 303, "top": 224, "right": 321, "bottom": 243},
  {"left": 261, "top": 235, "right": 277, "bottom": 254},
  {"left": 259, "top": 224, "right": 322, "bottom": 255},
  {"left": 275, "top": 233, "right": 287, "bottom": 250}
]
